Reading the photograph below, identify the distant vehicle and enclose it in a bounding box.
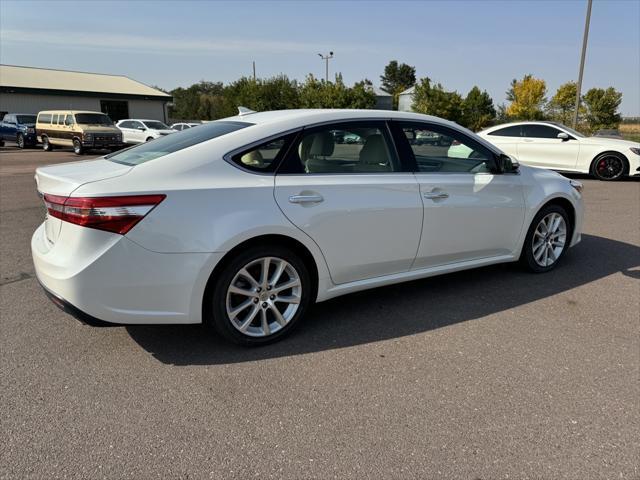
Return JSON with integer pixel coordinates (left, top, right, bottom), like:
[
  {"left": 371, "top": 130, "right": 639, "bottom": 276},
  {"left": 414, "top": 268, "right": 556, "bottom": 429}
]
[
  {"left": 0, "top": 113, "right": 37, "bottom": 148},
  {"left": 36, "top": 110, "right": 124, "bottom": 155},
  {"left": 478, "top": 121, "right": 640, "bottom": 181},
  {"left": 32, "top": 109, "right": 584, "bottom": 346},
  {"left": 116, "top": 119, "right": 175, "bottom": 144},
  {"left": 171, "top": 122, "right": 201, "bottom": 131},
  {"left": 593, "top": 129, "right": 623, "bottom": 139}
]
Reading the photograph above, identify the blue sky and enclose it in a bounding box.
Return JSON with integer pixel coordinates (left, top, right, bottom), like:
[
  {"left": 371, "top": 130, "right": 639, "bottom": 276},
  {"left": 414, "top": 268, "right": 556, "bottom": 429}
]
[{"left": 1, "top": 0, "right": 639, "bottom": 115}]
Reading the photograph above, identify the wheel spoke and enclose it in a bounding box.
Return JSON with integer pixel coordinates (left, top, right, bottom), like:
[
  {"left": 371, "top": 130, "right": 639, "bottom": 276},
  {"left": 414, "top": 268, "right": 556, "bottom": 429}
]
[
  {"left": 260, "top": 309, "right": 270, "bottom": 336},
  {"left": 238, "top": 305, "right": 260, "bottom": 331},
  {"left": 269, "top": 259, "right": 287, "bottom": 287},
  {"left": 229, "top": 299, "right": 252, "bottom": 319},
  {"left": 270, "top": 305, "right": 287, "bottom": 327},
  {"left": 273, "top": 279, "right": 301, "bottom": 293},
  {"left": 276, "top": 295, "right": 301, "bottom": 305},
  {"left": 228, "top": 284, "right": 256, "bottom": 297},
  {"left": 260, "top": 257, "right": 271, "bottom": 286},
  {"left": 238, "top": 268, "right": 260, "bottom": 289},
  {"left": 547, "top": 245, "right": 556, "bottom": 262}
]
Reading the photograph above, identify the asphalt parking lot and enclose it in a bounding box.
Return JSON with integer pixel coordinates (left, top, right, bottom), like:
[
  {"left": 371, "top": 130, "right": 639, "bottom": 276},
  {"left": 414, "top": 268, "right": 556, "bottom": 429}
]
[{"left": 1, "top": 145, "right": 638, "bottom": 479}]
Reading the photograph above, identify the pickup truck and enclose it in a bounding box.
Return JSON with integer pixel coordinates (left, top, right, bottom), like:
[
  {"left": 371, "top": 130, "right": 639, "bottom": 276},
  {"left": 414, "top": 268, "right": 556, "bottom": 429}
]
[{"left": 0, "top": 113, "right": 38, "bottom": 148}]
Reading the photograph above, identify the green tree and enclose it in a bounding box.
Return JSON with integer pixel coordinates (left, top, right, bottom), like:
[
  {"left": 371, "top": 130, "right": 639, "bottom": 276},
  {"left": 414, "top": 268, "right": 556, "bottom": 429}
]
[
  {"left": 170, "top": 81, "right": 226, "bottom": 120},
  {"left": 505, "top": 74, "right": 547, "bottom": 120},
  {"left": 461, "top": 86, "right": 496, "bottom": 131},
  {"left": 223, "top": 75, "right": 300, "bottom": 113},
  {"left": 582, "top": 87, "right": 622, "bottom": 132},
  {"left": 547, "top": 81, "right": 581, "bottom": 126},
  {"left": 411, "top": 77, "right": 463, "bottom": 123},
  {"left": 380, "top": 60, "right": 416, "bottom": 109},
  {"left": 298, "top": 74, "right": 376, "bottom": 109}
]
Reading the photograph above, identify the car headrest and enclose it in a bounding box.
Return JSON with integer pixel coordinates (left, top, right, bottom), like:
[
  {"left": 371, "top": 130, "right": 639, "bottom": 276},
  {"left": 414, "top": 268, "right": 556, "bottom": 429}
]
[
  {"left": 359, "top": 134, "right": 388, "bottom": 165},
  {"left": 308, "top": 131, "right": 335, "bottom": 157}
]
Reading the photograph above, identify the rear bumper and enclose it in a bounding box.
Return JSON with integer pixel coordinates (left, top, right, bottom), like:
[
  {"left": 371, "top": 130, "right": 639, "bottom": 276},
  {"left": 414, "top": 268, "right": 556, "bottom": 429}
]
[
  {"left": 39, "top": 281, "right": 115, "bottom": 327},
  {"left": 32, "top": 222, "right": 223, "bottom": 325}
]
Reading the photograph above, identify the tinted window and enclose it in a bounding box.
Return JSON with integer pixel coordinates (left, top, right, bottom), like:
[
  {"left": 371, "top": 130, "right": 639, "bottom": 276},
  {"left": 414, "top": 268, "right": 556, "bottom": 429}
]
[
  {"left": 232, "top": 137, "right": 290, "bottom": 172},
  {"left": 119, "top": 121, "right": 134, "bottom": 129},
  {"left": 65, "top": 115, "right": 74, "bottom": 126},
  {"left": 488, "top": 125, "right": 522, "bottom": 137},
  {"left": 522, "top": 124, "right": 561, "bottom": 139},
  {"left": 107, "top": 120, "right": 251, "bottom": 166},
  {"left": 286, "top": 123, "right": 398, "bottom": 174},
  {"left": 143, "top": 121, "right": 169, "bottom": 130},
  {"left": 58, "top": 115, "right": 66, "bottom": 125},
  {"left": 75, "top": 113, "right": 113, "bottom": 125},
  {"left": 17, "top": 115, "right": 36, "bottom": 124},
  {"left": 401, "top": 124, "right": 493, "bottom": 174},
  {"left": 38, "top": 113, "right": 52, "bottom": 124}
]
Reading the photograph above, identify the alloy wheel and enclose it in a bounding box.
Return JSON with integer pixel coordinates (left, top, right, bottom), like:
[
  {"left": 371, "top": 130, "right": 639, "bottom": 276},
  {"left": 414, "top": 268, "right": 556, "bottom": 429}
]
[
  {"left": 595, "top": 155, "right": 624, "bottom": 180},
  {"left": 532, "top": 212, "right": 567, "bottom": 267},
  {"left": 226, "top": 256, "right": 302, "bottom": 337}
]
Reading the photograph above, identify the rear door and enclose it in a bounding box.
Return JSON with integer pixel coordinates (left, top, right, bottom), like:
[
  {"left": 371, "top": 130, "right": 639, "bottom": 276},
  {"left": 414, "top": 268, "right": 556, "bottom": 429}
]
[
  {"left": 271, "top": 121, "right": 423, "bottom": 285},
  {"left": 118, "top": 121, "right": 139, "bottom": 144},
  {"left": 518, "top": 124, "right": 580, "bottom": 170},
  {"left": 393, "top": 121, "right": 525, "bottom": 269}
]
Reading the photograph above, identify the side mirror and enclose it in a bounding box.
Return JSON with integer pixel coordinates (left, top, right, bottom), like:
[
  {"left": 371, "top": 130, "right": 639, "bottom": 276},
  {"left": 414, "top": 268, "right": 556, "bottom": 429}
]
[
  {"left": 557, "top": 132, "right": 570, "bottom": 141},
  {"left": 137, "top": 126, "right": 147, "bottom": 131},
  {"left": 496, "top": 153, "right": 519, "bottom": 173}
]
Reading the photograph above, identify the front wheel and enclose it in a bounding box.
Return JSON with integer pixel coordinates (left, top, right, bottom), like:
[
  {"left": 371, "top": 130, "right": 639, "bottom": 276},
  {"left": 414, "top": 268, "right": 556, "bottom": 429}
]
[
  {"left": 520, "top": 205, "right": 571, "bottom": 273},
  {"left": 209, "top": 245, "right": 312, "bottom": 346},
  {"left": 591, "top": 152, "right": 627, "bottom": 181},
  {"left": 73, "top": 138, "right": 84, "bottom": 155},
  {"left": 42, "top": 136, "right": 53, "bottom": 151},
  {"left": 17, "top": 133, "right": 25, "bottom": 149}
]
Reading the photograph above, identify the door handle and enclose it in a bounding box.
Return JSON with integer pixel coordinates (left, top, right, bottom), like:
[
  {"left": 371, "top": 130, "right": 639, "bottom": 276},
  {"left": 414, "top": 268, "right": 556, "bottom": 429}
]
[
  {"left": 423, "top": 191, "right": 449, "bottom": 200},
  {"left": 289, "top": 194, "right": 324, "bottom": 204}
]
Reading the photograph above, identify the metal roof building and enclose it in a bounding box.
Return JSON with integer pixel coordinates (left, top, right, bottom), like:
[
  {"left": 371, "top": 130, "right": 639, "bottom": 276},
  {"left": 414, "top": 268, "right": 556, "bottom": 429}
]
[
  {"left": 398, "top": 85, "right": 415, "bottom": 112},
  {"left": 0, "top": 65, "right": 172, "bottom": 122}
]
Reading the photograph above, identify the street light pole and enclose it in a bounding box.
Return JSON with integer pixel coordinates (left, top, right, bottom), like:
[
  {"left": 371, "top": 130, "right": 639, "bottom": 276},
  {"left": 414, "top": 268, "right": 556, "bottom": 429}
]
[
  {"left": 573, "top": 0, "right": 592, "bottom": 128},
  {"left": 318, "top": 52, "right": 334, "bottom": 82}
]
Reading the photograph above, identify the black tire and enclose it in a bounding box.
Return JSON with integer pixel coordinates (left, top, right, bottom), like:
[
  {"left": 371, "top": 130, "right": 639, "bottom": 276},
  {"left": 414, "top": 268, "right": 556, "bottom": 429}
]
[
  {"left": 42, "top": 136, "right": 53, "bottom": 151},
  {"left": 208, "top": 245, "right": 312, "bottom": 346},
  {"left": 590, "top": 152, "right": 628, "bottom": 181},
  {"left": 17, "top": 133, "right": 25, "bottom": 149},
  {"left": 0, "top": 138, "right": 5, "bottom": 147},
  {"left": 146, "top": 137, "right": 154, "bottom": 142},
  {"left": 520, "top": 204, "right": 571, "bottom": 273},
  {"left": 73, "top": 138, "right": 84, "bottom": 155}
]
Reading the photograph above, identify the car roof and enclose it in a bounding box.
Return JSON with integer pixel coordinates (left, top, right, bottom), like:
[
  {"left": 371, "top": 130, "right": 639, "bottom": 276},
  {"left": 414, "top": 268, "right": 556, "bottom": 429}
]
[
  {"left": 480, "top": 120, "right": 570, "bottom": 133},
  {"left": 38, "top": 110, "right": 105, "bottom": 115}
]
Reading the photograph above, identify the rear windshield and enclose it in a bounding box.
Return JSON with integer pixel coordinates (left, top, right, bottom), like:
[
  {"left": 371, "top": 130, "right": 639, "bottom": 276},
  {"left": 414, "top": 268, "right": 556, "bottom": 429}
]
[
  {"left": 106, "top": 120, "right": 252, "bottom": 166},
  {"left": 17, "top": 115, "right": 37, "bottom": 124},
  {"left": 75, "top": 113, "right": 114, "bottom": 125}
]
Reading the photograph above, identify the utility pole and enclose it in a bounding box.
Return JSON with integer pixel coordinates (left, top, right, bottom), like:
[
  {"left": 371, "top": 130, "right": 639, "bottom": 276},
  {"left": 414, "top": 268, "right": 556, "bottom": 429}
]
[
  {"left": 573, "top": 0, "right": 592, "bottom": 128},
  {"left": 252, "top": 61, "right": 256, "bottom": 81},
  {"left": 318, "top": 52, "right": 334, "bottom": 82}
]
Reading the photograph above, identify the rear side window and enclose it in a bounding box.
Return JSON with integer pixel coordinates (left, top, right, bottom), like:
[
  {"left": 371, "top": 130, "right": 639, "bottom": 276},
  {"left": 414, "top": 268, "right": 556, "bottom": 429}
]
[
  {"left": 231, "top": 136, "right": 291, "bottom": 173},
  {"left": 38, "top": 113, "right": 52, "bottom": 124},
  {"left": 107, "top": 120, "right": 252, "bottom": 166},
  {"left": 487, "top": 125, "right": 522, "bottom": 137},
  {"left": 522, "top": 124, "right": 561, "bottom": 139}
]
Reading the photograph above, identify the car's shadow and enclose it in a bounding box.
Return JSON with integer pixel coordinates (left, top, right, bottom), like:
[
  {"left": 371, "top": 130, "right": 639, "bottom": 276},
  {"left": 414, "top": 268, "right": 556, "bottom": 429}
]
[{"left": 126, "top": 234, "right": 639, "bottom": 365}]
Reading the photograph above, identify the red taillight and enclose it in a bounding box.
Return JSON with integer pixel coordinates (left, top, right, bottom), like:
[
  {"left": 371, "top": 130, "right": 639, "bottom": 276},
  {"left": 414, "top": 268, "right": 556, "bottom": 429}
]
[{"left": 43, "top": 194, "right": 165, "bottom": 235}]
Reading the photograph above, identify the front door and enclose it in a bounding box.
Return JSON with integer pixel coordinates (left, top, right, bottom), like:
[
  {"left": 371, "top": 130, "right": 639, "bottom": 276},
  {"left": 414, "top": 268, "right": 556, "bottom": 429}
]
[
  {"left": 518, "top": 124, "right": 581, "bottom": 170},
  {"left": 393, "top": 121, "right": 526, "bottom": 269},
  {"left": 273, "top": 121, "right": 423, "bottom": 285}
]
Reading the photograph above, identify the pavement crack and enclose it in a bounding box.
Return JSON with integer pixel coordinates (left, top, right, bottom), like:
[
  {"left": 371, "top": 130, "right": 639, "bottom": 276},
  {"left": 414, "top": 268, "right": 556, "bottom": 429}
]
[{"left": 0, "top": 272, "right": 34, "bottom": 286}]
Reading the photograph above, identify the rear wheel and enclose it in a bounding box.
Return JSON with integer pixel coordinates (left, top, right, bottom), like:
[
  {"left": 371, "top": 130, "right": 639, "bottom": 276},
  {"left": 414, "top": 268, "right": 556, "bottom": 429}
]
[
  {"left": 520, "top": 204, "right": 571, "bottom": 273},
  {"left": 42, "top": 136, "right": 53, "bottom": 151},
  {"left": 591, "top": 152, "right": 627, "bottom": 181},
  {"left": 17, "top": 133, "right": 25, "bottom": 149},
  {"left": 146, "top": 137, "right": 154, "bottom": 142},
  {"left": 208, "top": 245, "right": 312, "bottom": 346},
  {"left": 73, "top": 138, "right": 84, "bottom": 155}
]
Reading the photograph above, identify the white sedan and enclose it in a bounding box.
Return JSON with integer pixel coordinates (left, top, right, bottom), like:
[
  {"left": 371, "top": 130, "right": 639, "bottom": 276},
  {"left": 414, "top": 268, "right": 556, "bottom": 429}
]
[
  {"left": 116, "top": 119, "right": 175, "bottom": 144},
  {"left": 479, "top": 121, "right": 640, "bottom": 181},
  {"left": 32, "top": 109, "right": 584, "bottom": 345}
]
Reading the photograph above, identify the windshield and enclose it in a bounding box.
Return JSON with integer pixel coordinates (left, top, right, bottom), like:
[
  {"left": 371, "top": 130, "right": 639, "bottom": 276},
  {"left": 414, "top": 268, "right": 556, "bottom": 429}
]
[
  {"left": 75, "top": 113, "right": 114, "bottom": 125},
  {"left": 143, "top": 120, "right": 170, "bottom": 130},
  {"left": 106, "top": 120, "right": 252, "bottom": 166},
  {"left": 17, "top": 115, "right": 37, "bottom": 124}
]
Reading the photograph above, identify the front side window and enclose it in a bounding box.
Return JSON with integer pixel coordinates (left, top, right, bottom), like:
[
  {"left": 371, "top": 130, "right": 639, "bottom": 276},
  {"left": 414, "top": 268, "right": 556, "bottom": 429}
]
[
  {"left": 143, "top": 121, "right": 169, "bottom": 130},
  {"left": 487, "top": 125, "right": 522, "bottom": 137},
  {"left": 17, "top": 115, "right": 36, "bottom": 124},
  {"left": 522, "top": 124, "right": 562, "bottom": 139},
  {"left": 107, "top": 120, "right": 252, "bottom": 166},
  {"left": 58, "top": 115, "right": 67, "bottom": 125},
  {"left": 285, "top": 122, "right": 398, "bottom": 174},
  {"left": 75, "top": 113, "right": 113, "bottom": 126},
  {"left": 400, "top": 124, "right": 494, "bottom": 174},
  {"left": 65, "top": 115, "right": 74, "bottom": 126},
  {"left": 118, "top": 121, "right": 133, "bottom": 129}
]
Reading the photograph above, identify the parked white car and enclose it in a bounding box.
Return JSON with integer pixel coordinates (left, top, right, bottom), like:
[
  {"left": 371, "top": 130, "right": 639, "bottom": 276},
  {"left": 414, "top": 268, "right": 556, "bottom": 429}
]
[
  {"left": 32, "top": 109, "right": 584, "bottom": 345},
  {"left": 171, "top": 122, "right": 201, "bottom": 131},
  {"left": 479, "top": 121, "right": 640, "bottom": 181},
  {"left": 116, "top": 119, "right": 175, "bottom": 144}
]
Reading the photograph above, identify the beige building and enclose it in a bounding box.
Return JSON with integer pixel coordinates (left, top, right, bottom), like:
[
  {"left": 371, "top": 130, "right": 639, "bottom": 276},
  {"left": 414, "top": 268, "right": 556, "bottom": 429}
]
[{"left": 0, "top": 65, "right": 172, "bottom": 122}]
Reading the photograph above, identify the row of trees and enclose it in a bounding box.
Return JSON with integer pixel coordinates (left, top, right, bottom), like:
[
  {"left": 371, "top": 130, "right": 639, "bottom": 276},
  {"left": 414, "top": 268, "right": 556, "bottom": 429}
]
[
  {"left": 168, "top": 60, "right": 623, "bottom": 134},
  {"left": 169, "top": 74, "right": 376, "bottom": 121}
]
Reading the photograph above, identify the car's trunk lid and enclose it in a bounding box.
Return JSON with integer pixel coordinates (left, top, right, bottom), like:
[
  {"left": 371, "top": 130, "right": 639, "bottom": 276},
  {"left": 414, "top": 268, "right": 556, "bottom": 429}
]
[{"left": 35, "top": 158, "right": 133, "bottom": 244}]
